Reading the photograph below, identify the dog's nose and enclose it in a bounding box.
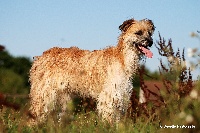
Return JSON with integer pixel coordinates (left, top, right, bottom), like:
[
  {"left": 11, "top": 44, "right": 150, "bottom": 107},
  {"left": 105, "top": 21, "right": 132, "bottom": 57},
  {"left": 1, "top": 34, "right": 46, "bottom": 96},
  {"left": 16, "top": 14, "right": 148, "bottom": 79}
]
[{"left": 148, "top": 40, "right": 153, "bottom": 47}]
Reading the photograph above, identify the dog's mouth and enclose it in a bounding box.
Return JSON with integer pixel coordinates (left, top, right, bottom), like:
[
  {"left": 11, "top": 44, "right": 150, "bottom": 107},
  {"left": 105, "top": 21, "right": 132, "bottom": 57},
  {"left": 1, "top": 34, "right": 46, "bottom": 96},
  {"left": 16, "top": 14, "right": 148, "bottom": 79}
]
[
  {"left": 136, "top": 39, "right": 153, "bottom": 58},
  {"left": 133, "top": 38, "right": 153, "bottom": 58},
  {"left": 138, "top": 46, "right": 153, "bottom": 58}
]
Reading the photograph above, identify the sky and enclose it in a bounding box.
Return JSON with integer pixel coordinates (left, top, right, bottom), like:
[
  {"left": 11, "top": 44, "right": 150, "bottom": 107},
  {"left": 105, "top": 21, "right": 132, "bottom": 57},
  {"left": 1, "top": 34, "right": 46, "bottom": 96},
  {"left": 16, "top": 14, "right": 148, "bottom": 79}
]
[{"left": 0, "top": 1, "right": 200, "bottom": 77}]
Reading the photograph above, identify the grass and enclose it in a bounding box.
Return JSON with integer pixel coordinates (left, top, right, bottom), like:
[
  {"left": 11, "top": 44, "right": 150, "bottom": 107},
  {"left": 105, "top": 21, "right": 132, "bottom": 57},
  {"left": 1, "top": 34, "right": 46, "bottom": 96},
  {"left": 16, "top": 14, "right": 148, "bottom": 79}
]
[{"left": 0, "top": 33, "right": 200, "bottom": 132}]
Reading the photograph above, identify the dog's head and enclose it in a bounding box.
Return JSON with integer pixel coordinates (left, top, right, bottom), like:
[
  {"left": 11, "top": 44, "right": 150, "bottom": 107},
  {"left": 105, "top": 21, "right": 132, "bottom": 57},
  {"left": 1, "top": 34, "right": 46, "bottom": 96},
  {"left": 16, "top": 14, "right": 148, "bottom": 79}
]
[{"left": 119, "top": 18, "right": 155, "bottom": 58}]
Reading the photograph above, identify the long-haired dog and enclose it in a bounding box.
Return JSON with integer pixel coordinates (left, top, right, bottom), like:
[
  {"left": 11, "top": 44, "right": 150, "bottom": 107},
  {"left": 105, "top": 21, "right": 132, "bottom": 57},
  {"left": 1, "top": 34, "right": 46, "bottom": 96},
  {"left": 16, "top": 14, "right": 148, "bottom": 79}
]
[{"left": 29, "top": 18, "right": 155, "bottom": 125}]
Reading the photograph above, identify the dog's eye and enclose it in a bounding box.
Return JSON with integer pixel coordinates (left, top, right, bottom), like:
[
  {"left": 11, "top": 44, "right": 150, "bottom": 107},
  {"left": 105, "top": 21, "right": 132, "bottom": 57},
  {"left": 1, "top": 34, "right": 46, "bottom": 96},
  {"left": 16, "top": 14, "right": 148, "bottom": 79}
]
[
  {"left": 135, "top": 30, "right": 143, "bottom": 36},
  {"left": 148, "top": 31, "right": 152, "bottom": 36}
]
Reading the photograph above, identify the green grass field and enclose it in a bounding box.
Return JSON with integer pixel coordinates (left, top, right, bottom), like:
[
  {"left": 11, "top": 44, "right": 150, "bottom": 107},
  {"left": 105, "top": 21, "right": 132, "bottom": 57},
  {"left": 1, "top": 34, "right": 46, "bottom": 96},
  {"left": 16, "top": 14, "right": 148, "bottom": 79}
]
[{"left": 0, "top": 81, "right": 199, "bottom": 133}]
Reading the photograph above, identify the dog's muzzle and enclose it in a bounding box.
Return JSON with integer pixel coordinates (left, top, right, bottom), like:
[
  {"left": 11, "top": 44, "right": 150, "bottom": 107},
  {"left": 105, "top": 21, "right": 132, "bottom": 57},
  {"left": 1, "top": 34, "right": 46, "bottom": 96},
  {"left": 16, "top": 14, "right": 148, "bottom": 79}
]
[{"left": 138, "top": 39, "right": 153, "bottom": 58}]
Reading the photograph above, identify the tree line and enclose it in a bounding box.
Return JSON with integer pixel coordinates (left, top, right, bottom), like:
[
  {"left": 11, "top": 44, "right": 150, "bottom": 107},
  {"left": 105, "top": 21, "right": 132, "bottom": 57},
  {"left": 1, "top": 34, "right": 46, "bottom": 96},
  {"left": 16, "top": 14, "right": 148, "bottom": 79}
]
[{"left": 0, "top": 45, "right": 32, "bottom": 105}]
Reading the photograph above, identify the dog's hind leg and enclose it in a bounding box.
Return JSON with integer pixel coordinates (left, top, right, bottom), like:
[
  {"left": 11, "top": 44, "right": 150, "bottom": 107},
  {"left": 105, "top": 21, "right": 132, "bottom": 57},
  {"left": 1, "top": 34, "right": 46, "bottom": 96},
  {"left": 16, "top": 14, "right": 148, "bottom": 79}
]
[
  {"left": 29, "top": 85, "right": 58, "bottom": 125},
  {"left": 56, "top": 92, "right": 72, "bottom": 122}
]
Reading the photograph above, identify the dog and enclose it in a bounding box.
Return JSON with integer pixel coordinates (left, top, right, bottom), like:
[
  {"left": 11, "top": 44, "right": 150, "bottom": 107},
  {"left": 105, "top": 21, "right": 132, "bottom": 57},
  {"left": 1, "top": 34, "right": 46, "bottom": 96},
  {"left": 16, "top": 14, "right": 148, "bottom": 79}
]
[{"left": 28, "top": 18, "right": 155, "bottom": 125}]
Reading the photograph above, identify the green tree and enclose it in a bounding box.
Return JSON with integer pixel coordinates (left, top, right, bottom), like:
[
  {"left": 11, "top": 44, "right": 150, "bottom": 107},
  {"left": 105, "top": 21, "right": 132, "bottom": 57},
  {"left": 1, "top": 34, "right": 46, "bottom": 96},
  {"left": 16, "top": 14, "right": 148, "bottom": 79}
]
[
  {"left": 0, "top": 50, "right": 32, "bottom": 87},
  {"left": 0, "top": 48, "right": 32, "bottom": 104}
]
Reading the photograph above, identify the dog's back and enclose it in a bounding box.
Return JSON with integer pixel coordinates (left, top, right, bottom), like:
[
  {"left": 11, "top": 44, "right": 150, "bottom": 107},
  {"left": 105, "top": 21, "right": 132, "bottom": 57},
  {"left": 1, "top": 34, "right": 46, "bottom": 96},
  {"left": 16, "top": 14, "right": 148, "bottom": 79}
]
[{"left": 29, "top": 46, "right": 121, "bottom": 98}]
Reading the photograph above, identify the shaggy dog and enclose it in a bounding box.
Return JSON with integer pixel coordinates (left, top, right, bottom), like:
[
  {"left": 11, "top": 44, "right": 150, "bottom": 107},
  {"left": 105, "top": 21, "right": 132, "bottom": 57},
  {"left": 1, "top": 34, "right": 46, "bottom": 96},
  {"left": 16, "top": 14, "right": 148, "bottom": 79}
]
[{"left": 29, "top": 18, "right": 155, "bottom": 125}]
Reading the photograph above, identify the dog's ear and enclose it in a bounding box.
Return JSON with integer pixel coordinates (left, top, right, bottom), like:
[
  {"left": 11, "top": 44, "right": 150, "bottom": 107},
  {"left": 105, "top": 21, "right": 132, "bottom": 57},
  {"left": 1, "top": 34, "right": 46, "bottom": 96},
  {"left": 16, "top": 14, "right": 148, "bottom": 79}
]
[
  {"left": 143, "top": 19, "right": 155, "bottom": 31},
  {"left": 119, "top": 19, "right": 135, "bottom": 32}
]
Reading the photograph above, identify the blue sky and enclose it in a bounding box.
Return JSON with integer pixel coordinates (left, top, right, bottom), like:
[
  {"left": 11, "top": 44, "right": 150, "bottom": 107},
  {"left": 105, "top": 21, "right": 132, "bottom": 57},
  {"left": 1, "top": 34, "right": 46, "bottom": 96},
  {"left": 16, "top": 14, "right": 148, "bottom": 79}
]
[{"left": 0, "top": 1, "right": 200, "bottom": 76}]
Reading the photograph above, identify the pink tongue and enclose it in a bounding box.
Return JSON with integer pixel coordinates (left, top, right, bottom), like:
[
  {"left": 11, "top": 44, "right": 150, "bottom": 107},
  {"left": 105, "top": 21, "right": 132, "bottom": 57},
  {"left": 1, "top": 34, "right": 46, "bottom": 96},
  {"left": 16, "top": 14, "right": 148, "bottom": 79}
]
[{"left": 139, "top": 46, "right": 153, "bottom": 58}]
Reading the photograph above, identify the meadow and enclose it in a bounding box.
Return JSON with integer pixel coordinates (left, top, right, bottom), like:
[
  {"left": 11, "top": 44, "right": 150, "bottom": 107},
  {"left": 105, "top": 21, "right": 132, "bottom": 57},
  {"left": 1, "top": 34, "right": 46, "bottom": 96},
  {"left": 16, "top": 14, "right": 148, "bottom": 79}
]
[{"left": 0, "top": 33, "right": 199, "bottom": 133}]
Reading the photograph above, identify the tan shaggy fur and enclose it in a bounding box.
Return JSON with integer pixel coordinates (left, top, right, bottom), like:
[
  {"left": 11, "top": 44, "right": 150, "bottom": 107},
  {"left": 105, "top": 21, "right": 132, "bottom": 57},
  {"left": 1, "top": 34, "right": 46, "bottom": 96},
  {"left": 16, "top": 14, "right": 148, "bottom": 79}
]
[{"left": 29, "top": 18, "right": 155, "bottom": 125}]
